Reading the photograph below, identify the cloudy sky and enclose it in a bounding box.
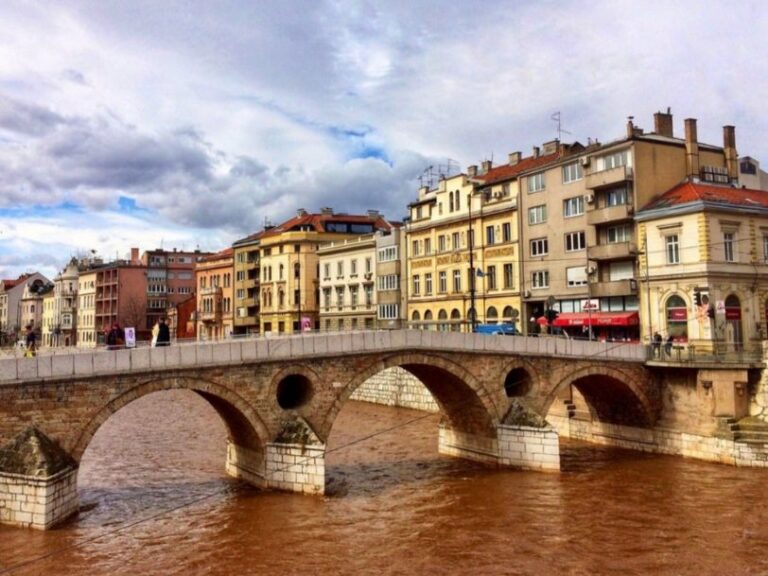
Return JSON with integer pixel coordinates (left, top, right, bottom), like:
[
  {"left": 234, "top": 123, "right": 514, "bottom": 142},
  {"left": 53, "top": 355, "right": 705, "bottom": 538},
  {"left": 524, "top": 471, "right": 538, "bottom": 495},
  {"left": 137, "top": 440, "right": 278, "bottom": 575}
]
[{"left": 1, "top": 0, "right": 766, "bottom": 280}]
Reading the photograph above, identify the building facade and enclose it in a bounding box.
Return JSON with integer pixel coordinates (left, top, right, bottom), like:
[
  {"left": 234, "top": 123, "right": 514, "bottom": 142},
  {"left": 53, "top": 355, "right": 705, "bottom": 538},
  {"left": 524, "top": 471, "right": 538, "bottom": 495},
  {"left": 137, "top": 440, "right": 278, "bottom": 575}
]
[
  {"left": 0, "top": 273, "right": 50, "bottom": 344},
  {"left": 141, "top": 248, "right": 202, "bottom": 331},
  {"left": 195, "top": 249, "right": 234, "bottom": 340},
  {"left": 318, "top": 234, "right": 377, "bottom": 331},
  {"left": 259, "top": 209, "right": 392, "bottom": 335},
  {"left": 375, "top": 227, "right": 407, "bottom": 329},
  {"left": 232, "top": 232, "right": 263, "bottom": 335}
]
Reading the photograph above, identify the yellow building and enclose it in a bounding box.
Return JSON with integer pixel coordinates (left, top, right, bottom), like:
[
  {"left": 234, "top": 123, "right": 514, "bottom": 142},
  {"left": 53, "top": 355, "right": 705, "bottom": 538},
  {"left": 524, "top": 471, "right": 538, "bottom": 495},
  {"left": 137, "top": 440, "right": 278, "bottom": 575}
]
[
  {"left": 41, "top": 286, "right": 55, "bottom": 347},
  {"left": 259, "top": 209, "right": 392, "bottom": 335},
  {"left": 636, "top": 180, "right": 768, "bottom": 355},
  {"left": 232, "top": 231, "right": 263, "bottom": 335},
  {"left": 195, "top": 248, "right": 234, "bottom": 340},
  {"left": 406, "top": 170, "right": 521, "bottom": 331}
]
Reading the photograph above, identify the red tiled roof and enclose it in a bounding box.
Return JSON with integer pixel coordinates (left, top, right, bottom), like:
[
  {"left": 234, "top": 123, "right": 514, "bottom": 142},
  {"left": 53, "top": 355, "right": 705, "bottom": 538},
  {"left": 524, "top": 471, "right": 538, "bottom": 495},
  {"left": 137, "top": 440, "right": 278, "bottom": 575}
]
[
  {"left": 641, "top": 181, "right": 768, "bottom": 212},
  {"left": 198, "top": 247, "right": 233, "bottom": 263},
  {"left": 474, "top": 151, "right": 561, "bottom": 186},
  {"left": 260, "top": 212, "right": 392, "bottom": 239}
]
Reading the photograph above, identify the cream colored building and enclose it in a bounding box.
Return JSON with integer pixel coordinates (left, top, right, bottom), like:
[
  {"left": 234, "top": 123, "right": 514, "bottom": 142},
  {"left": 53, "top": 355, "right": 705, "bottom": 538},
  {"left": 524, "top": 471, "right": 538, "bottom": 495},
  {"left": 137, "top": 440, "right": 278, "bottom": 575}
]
[
  {"left": 375, "top": 227, "right": 406, "bottom": 329},
  {"left": 41, "top": 287, "right": 56, "bottom": 347},
  {"left": 406, "top": 170, "right": 521, "bottom": 331},
  {"left": 77, "top": 268, "right": 98, "bottom": 347},
  {"left": 232, "top": 232, "right": 263, "bottom": 335},
  {"left": 318, "top": 234, "right": 377, "bottom": 331},
  {"left": 195, "top": 249, "right": 234, "bottom": 341},
  {"left": 259, "top": 209, "right": 392, "bottom": 335},
  {"left": 636, "top": 181, "right": 768, "bottom": 353}
]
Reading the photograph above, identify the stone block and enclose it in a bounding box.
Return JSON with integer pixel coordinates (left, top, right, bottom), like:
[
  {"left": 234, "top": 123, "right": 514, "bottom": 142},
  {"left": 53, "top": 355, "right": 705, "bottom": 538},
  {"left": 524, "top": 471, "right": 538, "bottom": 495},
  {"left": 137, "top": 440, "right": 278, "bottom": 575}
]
[
  {"left": 290, "top": 337, "right": 306, "bottom": 358},
  {"left": 17, "top": 357, "right": 39, "bottom": 380},
  {"left": 163, "top": 345, "right": 182, "bottom": 368},
  {"left": 196, "top": 343, "right": 214, "bottom": 365},
  {"left": 129, "top": 348, "right": 151, "bottom": 372},
  {"left": 36, "top": 356, "right": 53, "bottom": 379},
  {"left": 229, "top": 343, "right": 243, "bottom": 363},
  {"left": 210, "top": 343, "right": 231, "bottom": 364},
  {"left": 268, "top": 338, "right": 291, "bottom": 359},
  {"left": 0, "top": 358, "right": 18, "bottom": 382},
  {"left": 241, "top": 340, "right": 258, "bottom": 361},
  {"left": 92, "top": 351, "right": 117, "bottom": 373}
]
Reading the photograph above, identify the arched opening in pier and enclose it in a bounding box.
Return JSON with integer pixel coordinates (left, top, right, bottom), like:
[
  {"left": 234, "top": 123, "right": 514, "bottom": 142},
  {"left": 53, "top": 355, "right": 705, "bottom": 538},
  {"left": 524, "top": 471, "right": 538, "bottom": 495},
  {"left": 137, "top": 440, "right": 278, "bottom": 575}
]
[
  {"left": 75, "top": 380, "right": 267, "bottom": 525},
  {"left": 323, "top": 355, "right": 498, "bottom": 496}
]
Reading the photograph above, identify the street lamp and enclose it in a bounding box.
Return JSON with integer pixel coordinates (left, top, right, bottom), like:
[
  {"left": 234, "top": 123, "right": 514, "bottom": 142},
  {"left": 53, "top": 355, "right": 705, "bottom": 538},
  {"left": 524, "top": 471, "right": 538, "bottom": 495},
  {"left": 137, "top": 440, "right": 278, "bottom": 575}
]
[{"left": 468, "top": 193, "right": 477, "bottom": 332}]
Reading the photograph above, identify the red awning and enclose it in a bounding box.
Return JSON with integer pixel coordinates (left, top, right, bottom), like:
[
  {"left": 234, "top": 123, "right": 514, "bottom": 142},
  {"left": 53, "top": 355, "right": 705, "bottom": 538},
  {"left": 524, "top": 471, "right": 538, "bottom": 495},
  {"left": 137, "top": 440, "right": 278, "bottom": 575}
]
[{"left": 552, "top": 311, "right": 640, "bottom": 328}]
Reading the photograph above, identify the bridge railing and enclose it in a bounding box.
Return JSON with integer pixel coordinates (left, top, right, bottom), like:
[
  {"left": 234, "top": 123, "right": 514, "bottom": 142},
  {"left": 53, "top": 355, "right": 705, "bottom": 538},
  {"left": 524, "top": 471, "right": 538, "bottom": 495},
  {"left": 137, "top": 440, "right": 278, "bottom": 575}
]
[{"left": 0, "top": 329, "right": 649, "bottom": 384}]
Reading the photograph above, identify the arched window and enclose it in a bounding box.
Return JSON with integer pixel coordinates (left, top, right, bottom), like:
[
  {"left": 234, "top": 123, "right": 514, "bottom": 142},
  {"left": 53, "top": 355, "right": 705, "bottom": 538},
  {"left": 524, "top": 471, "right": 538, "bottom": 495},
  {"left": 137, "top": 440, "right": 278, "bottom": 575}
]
[
  {"left": 455, "top": 190, "right": 460, "bottom": 211},
  {"left": 449, "top": 191, "right": 454, "bottom": 212},
  {"left": 487, "top": 306, "right": 499, "bottom": 324},
  {"left": 450, "top": 309, "right": 461, "bottom": 332},
  {"left": 423, "top": 309, "right": 433, "bottom": 331},
  {"left": 725, "top": 294, "right": 742, "bottom": 344},
  {"left": 666, "top": 295, "right": 688, "bottom": 341},
  {"left": 502, "top": 306, "right": 514, "bottom": 320},
  {"left": 438, "top": 309, "right": 448, "bottom": 332},
  {"left": 412, "top": 310, "right": 421, "bottom": 321},
  {"left": 278, "top": 290, "right": 285, "bottom": 307}
]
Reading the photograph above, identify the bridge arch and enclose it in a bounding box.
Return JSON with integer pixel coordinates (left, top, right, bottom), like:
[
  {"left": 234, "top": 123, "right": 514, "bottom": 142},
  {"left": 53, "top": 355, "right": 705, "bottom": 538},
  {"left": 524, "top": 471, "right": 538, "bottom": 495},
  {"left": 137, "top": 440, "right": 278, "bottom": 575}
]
[
  {"left": 544, "top": 364, "right": 656, "bottom": 427},
  {"left": 71, "top": 376, "right": 270, "bottom": 463},
  {"left": 322, "top": 352, "right": 502, "bottom": 441}
]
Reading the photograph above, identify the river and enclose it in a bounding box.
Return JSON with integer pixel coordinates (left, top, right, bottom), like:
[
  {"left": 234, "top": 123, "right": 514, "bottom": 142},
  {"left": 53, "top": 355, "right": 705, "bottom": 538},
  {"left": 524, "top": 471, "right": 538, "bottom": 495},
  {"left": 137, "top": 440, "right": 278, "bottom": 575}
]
[{"left": 1, "top": 389, "right": 768, "bottom": 575}]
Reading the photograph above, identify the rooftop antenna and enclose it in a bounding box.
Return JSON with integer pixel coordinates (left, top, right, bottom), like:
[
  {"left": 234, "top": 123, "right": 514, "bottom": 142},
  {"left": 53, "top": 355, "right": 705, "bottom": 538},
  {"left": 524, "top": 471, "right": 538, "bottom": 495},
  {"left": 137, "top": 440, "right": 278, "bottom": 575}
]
[{"left": 551, "top": 111, "right": 572, "bottom": 141}]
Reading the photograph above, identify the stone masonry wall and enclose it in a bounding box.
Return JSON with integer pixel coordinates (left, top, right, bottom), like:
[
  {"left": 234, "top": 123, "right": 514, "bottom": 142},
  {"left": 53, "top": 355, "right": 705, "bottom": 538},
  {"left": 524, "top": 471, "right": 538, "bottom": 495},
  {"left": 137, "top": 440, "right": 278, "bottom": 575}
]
[
  {"left": 351, "top": 367, "right": 439, "bottom": 412},
  {"left": 497, "top": 424, "right": 560, "bottom": 472},
  {"left": 0, "top": 467, "right": 78, "bottom": 529},
  {"left": 265, "top": 443, "right": 325, "bottom": 495}
]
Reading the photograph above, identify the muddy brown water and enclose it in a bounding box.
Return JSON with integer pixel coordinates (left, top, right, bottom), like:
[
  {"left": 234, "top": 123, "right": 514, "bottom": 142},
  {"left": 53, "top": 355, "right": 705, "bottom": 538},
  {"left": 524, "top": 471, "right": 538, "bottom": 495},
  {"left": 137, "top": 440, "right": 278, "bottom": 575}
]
[{"left": 1, "top": 390, "right": 767, "bottom": 575}]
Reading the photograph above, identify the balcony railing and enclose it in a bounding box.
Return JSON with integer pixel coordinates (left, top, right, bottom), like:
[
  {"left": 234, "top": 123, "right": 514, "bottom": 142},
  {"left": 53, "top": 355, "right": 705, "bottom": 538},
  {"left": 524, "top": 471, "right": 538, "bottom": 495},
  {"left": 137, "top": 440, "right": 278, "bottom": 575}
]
[
  {"left": 589, "top": 278, "right": 637, "bottom": 298},
  {"left": 586, "top": 165, "right": 633, "bottom": 190}
]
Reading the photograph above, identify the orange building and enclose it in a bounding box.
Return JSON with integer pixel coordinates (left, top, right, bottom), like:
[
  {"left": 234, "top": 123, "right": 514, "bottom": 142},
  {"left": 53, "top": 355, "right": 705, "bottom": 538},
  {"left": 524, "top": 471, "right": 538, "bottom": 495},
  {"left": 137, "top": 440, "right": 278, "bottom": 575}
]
[{"left": 195, "top": 248, "right": 234, "bottom": 340}]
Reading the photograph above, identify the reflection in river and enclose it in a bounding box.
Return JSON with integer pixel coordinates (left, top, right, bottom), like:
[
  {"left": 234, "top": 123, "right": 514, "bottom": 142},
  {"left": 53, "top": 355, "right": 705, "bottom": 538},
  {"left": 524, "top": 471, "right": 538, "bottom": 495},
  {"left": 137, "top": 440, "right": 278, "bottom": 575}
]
[{"left": 2, "top": 389, "right": 768, "bottom": 575}]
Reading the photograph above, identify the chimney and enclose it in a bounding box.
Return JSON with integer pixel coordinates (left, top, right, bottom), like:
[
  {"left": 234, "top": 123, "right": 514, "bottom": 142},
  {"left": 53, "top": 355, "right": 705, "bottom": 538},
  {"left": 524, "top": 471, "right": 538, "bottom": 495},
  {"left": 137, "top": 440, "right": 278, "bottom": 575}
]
[
  {"left": 130, "top": 247, "right": 139, "bottom": 263},
  {"left": 532, "top": 146, "right": 540, "bottom": 159},
  {"left": 508, "top": 152, "right": 521, "bottom": 165},
  {"left": 297, "top": 208, "right": 308, "bottom": 217},
  {"left": 654, "top": 107, "right": 674, "bottom": 137},
  {"left": 321, "top": 207, "right": 333, "bottom": 215},
  {"left": 684, "top": 118, "right": 700, "bottom": 179},
  {"left": 367, "top": 209, "right": 380, "bottom": 220},
  {"left": 723, "top": 125, "right": 738, "bottom": 182},
  {"left": 626, "top": 116, "right": 635, "bottom": 138},
  {"left": 467, "top": 165, "right": 478, "bottom": 177},
  {"left": 481, "top": 160, "right": 493, "bottom": 173}
]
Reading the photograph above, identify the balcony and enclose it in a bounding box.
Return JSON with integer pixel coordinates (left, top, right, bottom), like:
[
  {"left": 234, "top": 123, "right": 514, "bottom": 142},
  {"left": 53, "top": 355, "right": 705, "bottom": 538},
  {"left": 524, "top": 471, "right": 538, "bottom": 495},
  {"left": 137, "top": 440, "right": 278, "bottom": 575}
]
[
  {"left": 585, "top": 165, "right": 633, "bottom": 190},
  {"left": 588, "top": 242, "right": 637, "bottom": 261},
  {"left": 587, "top": 203, "right": 634, "bottom": 226},
  {"left": 589, "top": 278, "right": 637, "bottom": 298},
  {"left": 199, "top": 308, "right": 221, "bottom": 322},
  {"left": 200, "top": 286, "right": 222, "bottom": 296}
]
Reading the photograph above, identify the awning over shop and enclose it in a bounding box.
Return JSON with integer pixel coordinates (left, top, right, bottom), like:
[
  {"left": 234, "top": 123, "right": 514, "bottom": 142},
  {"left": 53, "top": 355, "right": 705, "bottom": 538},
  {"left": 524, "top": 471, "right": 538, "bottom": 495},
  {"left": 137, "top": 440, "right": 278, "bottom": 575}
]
[{"left": 552, "top": 311, "right": 640, "bottom": 328}]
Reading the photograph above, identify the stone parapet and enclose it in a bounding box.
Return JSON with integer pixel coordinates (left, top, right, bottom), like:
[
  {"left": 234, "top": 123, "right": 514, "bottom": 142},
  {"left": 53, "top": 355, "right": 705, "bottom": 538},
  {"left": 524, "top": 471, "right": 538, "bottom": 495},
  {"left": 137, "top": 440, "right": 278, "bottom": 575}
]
[{"left": 0, "top": 467, "right": 78, "bottom": 529}]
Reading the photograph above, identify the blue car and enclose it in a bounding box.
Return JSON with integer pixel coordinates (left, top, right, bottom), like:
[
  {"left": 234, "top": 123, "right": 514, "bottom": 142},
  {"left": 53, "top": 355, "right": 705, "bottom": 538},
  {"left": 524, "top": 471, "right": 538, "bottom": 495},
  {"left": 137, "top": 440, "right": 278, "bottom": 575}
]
[{"left": 474, "top": 323, "right": 520, "bottom": 336}]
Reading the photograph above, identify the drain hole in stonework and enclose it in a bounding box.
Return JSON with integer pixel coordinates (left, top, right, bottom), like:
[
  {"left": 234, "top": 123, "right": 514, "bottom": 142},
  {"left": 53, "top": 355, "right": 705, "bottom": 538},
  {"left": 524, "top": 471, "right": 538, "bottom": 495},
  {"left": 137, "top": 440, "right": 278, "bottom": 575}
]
[{"left": 276, "top": 374, "right": 313, "bottom": 409}]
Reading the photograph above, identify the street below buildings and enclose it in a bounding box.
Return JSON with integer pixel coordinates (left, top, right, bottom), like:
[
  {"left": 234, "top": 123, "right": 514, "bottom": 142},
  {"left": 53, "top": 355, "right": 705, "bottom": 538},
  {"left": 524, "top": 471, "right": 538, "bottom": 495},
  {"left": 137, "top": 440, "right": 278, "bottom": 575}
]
[{"left": 1, "top": 389, "right": 767, "bottom": 575}]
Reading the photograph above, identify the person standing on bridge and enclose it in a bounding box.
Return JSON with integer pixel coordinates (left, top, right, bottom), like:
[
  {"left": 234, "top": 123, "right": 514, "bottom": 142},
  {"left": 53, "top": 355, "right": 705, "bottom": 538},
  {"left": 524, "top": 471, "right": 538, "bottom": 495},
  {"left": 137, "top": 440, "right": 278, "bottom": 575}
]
[
  {"left": 24, "top": 325, "right": 36, "bottom": 357},
  {"left": 652, "top": 332, "right": 662, "bottom": 358},
  {"left": 156, "top": 317, "right": 171, "bottom": 347}
]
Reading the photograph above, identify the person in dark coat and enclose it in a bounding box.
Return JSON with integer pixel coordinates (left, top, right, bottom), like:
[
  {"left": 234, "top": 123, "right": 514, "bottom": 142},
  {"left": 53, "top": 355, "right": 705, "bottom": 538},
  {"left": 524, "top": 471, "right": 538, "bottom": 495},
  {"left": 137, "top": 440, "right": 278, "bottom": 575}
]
[
  {"left": 156, "top": 317, "right": 171, "bottom": 347},
  {"left": 652, "top": 332, "right": 662, "bottom": 358},
  {"left": 664, "top": 334, "right": 674, "bottom": 357},
  {"left": 24, "top": 325, "right": 36, "bottom": 357}
]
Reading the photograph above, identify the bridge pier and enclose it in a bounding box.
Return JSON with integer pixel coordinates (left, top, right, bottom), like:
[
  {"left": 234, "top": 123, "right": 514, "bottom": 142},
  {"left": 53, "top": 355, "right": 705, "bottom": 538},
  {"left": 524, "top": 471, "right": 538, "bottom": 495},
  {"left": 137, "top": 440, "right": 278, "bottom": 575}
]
[
  {"left": 264, "top": 443, "right": 325, "bottom": 495},
  {"left": 0, "top": 428, "right": 80, "bottom": 529}
]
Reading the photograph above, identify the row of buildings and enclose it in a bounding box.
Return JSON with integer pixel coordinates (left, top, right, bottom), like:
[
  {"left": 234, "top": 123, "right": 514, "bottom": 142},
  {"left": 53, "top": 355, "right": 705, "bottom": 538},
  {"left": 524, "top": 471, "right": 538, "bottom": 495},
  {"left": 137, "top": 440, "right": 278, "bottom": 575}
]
[{"left": 3, "top": 109, "right": 768, "bottom": 352}]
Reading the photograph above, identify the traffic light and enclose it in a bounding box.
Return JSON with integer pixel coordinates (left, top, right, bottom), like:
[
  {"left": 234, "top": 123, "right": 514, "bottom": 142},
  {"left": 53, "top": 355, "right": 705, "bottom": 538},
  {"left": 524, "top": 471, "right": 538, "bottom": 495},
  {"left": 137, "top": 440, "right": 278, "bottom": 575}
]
[
  {"left": 546, "top": 309, "right": 559, "bottom": 323},
  {"left": 694, "top": 289, "right": 702, "bottom": 307}
]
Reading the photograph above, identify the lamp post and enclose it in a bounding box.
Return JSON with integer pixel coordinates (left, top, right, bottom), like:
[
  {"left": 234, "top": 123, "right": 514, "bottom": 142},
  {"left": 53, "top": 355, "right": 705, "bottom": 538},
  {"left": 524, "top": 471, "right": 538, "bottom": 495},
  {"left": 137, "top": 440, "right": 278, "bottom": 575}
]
[{"left": 468, "top": 193, "right": 477, "bottom": 332}]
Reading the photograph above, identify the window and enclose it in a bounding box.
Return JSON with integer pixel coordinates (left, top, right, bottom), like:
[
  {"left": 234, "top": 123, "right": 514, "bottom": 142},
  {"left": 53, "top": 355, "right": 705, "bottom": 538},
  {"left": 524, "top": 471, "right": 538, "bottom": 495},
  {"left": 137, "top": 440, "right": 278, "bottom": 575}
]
[
  {"left": 438, "top": 235, "right": 446, "bottom": 252},
  {"left": 378, "top": 247, "right": 397, "bottom": 262},
  {"left": 565, "top": 231, "right": 586, "bottom": 252},
  {"left": 566, "top": 267, "right": 587, "bottom": 287},
  {"left": 449, "top": 191, "right": 454, "bottom": 212},
  {"left": 600, "top": 150, "right": 628, "bottom": 170},
  {"left": 424, "top": 238, "right": 431, "bottom": 255},
  {"left": 666, "top": 234, "right": 680, "bottom": 264},
  {"left": 563, "top": 196, "right": 584, "bottom": 217},
  {"left": 724, "top": 232, "right": 736, "bottom": 262},
  {"left": 455, "top": 191, "right": 460, "bottom": 211},
  {"left": 377, "top": 275, "right": 398, "bottom": 291},
  {"left": 486, "top": 226, "right": 495, "bottom": 245},
  {"left": 412, "top": 240, "right": 420, "bottom": 257},
  {"left": 350, "top": 286, "right": 358, "bottom": 308},
  {"left": 365, "top": 257, "right": 372, "bottom": 273},
  {"left": 378, "top": 304, "right": 399, "bottom": 320},
  {"left": 425, "top": 273, "right": 433, "bottom": 295},
  {"left": 323, "top": 288, "right": 331, "bottom": 309},
  {"left": 337, "top": 261, "right": 344, "bottom": 277},
  {"left": 528, "top": 205, "right": 547, "bottom": 225},
  {"left": 527, "top": 172, "right": 545, "bottom": 193},
  {"left": 530, "top": 237, "right": 548, "bottom": 257},
  {"left": 412, "top": 275, "right": 420, "bottom": 296},
  {"left": 452, "top": 232, "right": 460, "bottom": 250},
  {"left": 323, "top": 263, "right": 330, "bottom": 279},
  {"left": 562, "top": 162, "right": 583, "bottom": 183},
  {"left": 351, "top": 260, "right": 358, "bottom": 275},
  {"left": 236, "top": 270, "right": 246, "bottom": 282},
  {"left": 607, "top": 225, "right": 632, "bottom": 244},
  {"left": 532, "top": 270, "right": 549, "bottom": 288},
  {"left": 439, "top": 271, "right": 447, "bottom": 293},
  {"left": 503, "top": 263, "right": 514, "bottom": 289},
  {"left": 666, "top": 294, "right": 688, "bottom": 341},
  {"left": 486, "top": 266, "right": 497, "bottom": 290},
  {"left": 606, "top": 187, "right": 628, "bottom": 206},
  {"left": 763, "top": 236, "right": 768, "bottom": 262},
  {"left": 453, "top": 270, "right": 461, "bottom": 292},
  {"left": 502, "top": 222, "right": 511, "bottom": 243}
]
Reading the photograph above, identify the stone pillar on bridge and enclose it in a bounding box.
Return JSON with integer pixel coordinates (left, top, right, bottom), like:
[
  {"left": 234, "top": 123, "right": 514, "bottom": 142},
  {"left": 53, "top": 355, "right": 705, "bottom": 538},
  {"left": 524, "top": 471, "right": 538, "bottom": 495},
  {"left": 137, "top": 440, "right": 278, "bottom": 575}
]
[
  {"left": 0, "top": 427, "right": 80, "bottom": 529},
  {"left": 496, "top": 399, "right": 560, "bottom": 472},
  {"left": 260, "top": 419, "right": 325, "bottom": 495}
]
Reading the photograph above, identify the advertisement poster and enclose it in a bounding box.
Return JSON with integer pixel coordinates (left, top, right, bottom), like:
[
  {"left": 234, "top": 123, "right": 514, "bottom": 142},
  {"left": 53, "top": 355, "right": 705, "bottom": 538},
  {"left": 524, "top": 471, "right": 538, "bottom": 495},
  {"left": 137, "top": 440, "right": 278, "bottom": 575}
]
[
  {"left": 301, "top": 316, "right": 312, "bottom": 332},
  {"left": 124, "top": 327, "right": 136, "bottom": 348}
]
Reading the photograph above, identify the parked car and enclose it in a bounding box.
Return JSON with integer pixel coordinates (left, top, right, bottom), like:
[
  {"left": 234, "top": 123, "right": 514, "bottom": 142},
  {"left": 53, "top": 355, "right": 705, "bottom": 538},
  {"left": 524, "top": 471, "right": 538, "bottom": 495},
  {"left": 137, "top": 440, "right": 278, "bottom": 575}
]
[{"left": 474, "top": 323, "right": 520, "bottom": 336}]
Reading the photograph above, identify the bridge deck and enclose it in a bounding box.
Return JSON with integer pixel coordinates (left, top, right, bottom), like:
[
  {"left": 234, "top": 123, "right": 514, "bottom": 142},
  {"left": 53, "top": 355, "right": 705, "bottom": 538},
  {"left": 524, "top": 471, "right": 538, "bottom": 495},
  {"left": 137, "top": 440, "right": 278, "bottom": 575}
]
[{"left": 0, "top": 331, "right": 647, "bottom": 385}]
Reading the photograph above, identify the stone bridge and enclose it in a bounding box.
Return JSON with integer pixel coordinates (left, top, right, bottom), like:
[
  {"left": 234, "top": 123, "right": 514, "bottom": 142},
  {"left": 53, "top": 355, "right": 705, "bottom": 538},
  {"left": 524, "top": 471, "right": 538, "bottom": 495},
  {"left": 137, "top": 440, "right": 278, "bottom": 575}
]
[{"left": 0, "top": 330, "right": 753, "bottom": 529}]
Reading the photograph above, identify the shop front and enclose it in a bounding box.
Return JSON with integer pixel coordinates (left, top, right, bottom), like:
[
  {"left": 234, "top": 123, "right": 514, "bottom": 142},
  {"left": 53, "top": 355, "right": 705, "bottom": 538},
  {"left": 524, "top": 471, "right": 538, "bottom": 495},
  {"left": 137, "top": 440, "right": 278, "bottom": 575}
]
[{"left": 552, "top": 311, "right": 640, "bottom": 342}]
